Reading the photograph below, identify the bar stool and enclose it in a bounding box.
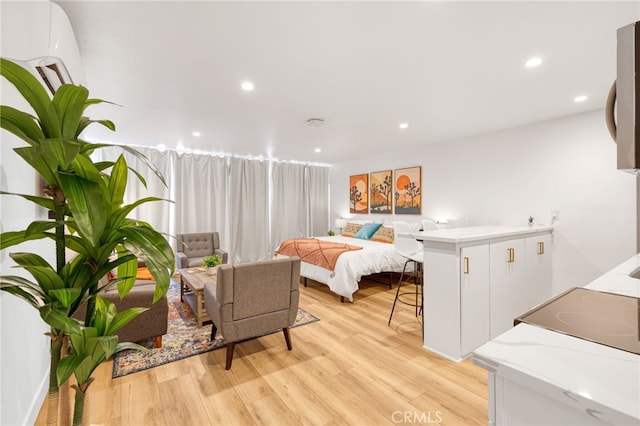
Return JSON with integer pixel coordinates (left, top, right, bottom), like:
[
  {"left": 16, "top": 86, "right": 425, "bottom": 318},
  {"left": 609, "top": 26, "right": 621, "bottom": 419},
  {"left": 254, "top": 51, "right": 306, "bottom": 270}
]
[{"left": 388, "top": 221, "right": 424, "bottom": 326}]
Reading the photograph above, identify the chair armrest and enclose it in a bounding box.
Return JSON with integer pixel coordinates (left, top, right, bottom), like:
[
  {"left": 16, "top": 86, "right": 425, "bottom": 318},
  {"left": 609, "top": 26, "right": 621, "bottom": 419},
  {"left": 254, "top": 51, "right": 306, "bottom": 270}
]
[
  {"left": 214, "top": 249, "right": 229, "bottom": 265},
  {"left": 176, "top": 252, "right": 188, "bottom": 269}
]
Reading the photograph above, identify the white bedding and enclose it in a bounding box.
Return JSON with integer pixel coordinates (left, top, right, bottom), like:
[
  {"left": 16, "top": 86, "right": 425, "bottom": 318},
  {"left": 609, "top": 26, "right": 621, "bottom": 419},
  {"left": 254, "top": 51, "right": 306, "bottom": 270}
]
[{"left": 297, "top": 235, "right": 407, "bottom": 302}]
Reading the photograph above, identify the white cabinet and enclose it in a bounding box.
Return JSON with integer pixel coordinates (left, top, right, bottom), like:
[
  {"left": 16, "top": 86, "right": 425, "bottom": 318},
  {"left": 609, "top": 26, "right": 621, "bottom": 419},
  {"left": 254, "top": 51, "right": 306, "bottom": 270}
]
[
  {"left": 525, "top": 233, "right": 552, "bottom": 308},
  {"left": 417, "top": 226, "right": 553, "bottom": 362},
  {"left": 460, "top": 245, "right": 490, "bottom": 355},
  {"left": 490, "top": 239, "right": 526, "bottom": 337}
]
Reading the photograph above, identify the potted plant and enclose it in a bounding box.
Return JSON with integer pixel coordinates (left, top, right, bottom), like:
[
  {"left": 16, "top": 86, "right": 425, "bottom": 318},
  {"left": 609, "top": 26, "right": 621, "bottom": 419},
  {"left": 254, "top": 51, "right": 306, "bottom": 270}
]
[
  {"left": 202, "top": 254, "right": 222, "bottom": 274},
  {"left": 0, "top": 58, "right": 175, "bottom": 425}
]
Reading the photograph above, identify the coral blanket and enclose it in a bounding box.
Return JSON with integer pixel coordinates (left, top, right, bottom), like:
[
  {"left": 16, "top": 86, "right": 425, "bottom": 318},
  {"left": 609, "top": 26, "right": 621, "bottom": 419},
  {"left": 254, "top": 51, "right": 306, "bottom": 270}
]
[{"left": 277, "top": 238, "right": 362, "bottom": 271}]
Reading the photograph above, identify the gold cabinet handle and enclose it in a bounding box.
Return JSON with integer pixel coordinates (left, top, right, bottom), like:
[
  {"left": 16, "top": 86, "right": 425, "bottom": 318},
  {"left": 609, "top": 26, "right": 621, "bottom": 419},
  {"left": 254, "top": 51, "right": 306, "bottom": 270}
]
[
  {"left": 464, "top": 257, "right": 470, "bottom": 274},
  {"left": 538, "top": 241, "right": 544, "bottom": 255},
  {"left": 507, "top": 248, "right": 515, "bottom": 263}
]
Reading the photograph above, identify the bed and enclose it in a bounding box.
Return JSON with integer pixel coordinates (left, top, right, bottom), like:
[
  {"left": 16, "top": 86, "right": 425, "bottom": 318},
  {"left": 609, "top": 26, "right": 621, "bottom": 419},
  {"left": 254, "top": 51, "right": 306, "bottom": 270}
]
[{"left": 278, "top": 234, "right": 408, "bottom": 302}]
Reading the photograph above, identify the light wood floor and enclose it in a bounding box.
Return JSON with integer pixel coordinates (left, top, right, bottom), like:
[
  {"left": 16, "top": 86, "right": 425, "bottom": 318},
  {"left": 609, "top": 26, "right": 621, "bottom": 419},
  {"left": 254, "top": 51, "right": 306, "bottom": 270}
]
[{"left": 36, "top": 277, "right": 488, "bottom": 425}]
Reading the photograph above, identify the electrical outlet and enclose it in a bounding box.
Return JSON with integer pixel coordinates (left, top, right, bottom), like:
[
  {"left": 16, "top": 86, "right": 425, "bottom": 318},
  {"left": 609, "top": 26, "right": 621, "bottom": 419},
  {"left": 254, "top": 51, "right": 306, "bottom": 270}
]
[{"left": 551, "top": 210, "right": 560, "bottom": 222}]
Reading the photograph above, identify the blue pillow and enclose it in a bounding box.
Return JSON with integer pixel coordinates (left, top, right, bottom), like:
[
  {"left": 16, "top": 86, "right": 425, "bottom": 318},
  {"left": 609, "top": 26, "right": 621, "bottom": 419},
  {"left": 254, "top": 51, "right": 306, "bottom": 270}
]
[{"left": 353, "top": 223, "right": 382, "bottom": 240}]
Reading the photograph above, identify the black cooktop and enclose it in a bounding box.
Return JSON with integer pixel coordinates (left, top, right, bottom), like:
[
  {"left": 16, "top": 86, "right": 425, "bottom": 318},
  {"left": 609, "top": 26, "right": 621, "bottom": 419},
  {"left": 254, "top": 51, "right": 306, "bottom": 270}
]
[{"left": 515, "top": 287, "right": 640, "bottom": 355}]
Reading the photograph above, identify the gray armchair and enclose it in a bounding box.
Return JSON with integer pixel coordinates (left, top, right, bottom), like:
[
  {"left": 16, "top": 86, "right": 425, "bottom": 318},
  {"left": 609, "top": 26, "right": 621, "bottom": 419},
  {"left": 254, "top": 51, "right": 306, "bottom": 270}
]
[
  {"left": 176, "top": 232, "right": 229, "bottom": 268},
  {"left": 203, "top": 256, "right": 301, "bottom": 370}
]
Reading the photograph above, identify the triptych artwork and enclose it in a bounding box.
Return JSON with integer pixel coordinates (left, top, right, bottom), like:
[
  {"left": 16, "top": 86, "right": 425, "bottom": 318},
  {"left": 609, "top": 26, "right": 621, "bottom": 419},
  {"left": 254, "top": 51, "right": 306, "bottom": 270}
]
[{"left": 349, "top": 166, "right": 421, "bottom": 215}]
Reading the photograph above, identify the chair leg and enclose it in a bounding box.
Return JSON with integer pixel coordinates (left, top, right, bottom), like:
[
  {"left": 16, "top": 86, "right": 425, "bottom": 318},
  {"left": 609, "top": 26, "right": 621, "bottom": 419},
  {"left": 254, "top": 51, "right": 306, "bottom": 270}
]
[
  {"left": 283, "top": 327, "right": 292, "bottom": 350},
  {"left": 225, "top": 342, "right": 235, "bottom": 370},
  {"left": 388, "top": 259, "right": 410, "bottom": 326},
  {"left": 155, "top": 336, "right": 163, "bottom": 348},
  {"left": 210, "top": 323, "right": 218, "bottom": 341}
]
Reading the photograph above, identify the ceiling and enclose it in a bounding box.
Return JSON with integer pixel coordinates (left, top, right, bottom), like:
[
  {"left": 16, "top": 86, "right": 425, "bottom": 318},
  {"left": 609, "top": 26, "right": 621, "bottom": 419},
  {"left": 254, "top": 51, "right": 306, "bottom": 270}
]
[{"left": 56, "top": 1, "right": 639, "bottom": 164}]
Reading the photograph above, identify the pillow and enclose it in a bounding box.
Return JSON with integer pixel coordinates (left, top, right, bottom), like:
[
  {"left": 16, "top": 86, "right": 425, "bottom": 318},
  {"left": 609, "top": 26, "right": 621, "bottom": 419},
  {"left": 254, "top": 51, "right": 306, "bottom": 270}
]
[
  {"left": 342, "top": 222, "right": 363, "bottom": 237},
  {"left": 136, "top": 267, "right": 154, "bottom": 280},
  {"left": 371, "top": 226, "right": 394, "bottom": 244},
  {"left": 354, "top": 223, "right": 383, "bottom": 240}
]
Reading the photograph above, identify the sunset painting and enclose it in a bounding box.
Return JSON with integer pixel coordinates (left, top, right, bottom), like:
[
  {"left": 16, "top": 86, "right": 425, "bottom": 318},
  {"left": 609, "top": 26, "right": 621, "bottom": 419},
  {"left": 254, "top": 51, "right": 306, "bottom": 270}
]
[
  {"left": 394, "top": 166, "right": 421, "bottom": 215},
  {"left": 369, "top": 170, "right": 392, "bottom": 214},
  {"left": 349, "top": 173, "right": 368, "bottom": 214}
]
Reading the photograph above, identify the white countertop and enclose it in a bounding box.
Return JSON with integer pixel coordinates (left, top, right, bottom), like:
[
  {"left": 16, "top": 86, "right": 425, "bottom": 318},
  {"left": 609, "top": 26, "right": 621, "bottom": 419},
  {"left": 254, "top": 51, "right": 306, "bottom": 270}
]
[
  {"left": 410, "top": 225, "right": 553, "bottom": 244},
  {"left": 472, "top": 254, "right": 640, "bottom": 424}
]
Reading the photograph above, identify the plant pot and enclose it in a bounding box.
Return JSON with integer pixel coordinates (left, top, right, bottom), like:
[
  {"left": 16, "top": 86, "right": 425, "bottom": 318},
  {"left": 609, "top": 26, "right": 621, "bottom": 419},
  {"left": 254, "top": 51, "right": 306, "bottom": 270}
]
[{"left": 206, "top": 266, "right": 216, "bottom": 275}]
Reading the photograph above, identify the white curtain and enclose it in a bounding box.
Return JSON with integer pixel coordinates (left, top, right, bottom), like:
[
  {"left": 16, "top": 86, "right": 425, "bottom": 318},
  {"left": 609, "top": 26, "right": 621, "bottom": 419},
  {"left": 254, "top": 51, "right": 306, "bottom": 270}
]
[
  {"left": 229, "top": 157, "right": 270, "bottom": 263},
  {"left": 173, "top": 153, "right": 229, "bottom": 251},
  {"left": 306, "top": 165, "right": 330, "bottom": 237},
  {"left": 271, "top": 162, "right": 306, "bottom": 251},
  {"left": 93, "top": 147, "right": 330, "bottom": 263}
]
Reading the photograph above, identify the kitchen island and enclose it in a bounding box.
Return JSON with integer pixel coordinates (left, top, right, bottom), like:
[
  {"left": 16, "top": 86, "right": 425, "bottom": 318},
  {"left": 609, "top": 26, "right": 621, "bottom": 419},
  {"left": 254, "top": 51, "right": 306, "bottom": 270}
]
[
  {"left": 472, "top": 255, "right": 640, "bottom": 425},
  {"left": 411, "top": 225, "right": 553, "bottom": 361}
]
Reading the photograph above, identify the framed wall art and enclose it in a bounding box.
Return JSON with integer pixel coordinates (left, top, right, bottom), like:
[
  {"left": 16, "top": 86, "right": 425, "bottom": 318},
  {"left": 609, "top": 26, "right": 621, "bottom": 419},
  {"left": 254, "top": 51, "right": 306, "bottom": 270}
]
[
  {"left": 349, "top": 173, "right": 368, "bottom": 214},
  {"left": 369, "top": 170, "right": 392, "bottom": 214},
  {"left": 394, "top": 166, "right": 422, "bottom": 215}
]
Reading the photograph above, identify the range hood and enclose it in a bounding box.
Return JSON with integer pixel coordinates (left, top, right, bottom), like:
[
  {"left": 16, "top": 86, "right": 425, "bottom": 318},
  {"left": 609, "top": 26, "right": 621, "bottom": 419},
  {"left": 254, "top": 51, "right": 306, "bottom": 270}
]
[{"left": 607, "top": 20, "right": 640, "bottom": 174}]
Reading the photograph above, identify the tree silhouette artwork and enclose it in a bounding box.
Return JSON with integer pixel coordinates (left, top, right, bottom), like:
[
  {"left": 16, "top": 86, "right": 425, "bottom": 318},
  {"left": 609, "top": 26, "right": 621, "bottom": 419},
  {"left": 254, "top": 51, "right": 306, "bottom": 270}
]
[
  {"left": 369, "top": 170, "right": 392, "bottom": 214},
  {"left": 394, "top": 166, "right": 422, "bottom": 214},
  {"left": 350, "top": 185, "right": 362, "bottom": 211},
  {"left": 381, "top": 175, "right": 392, "bottom": 212},
  {"left": 404, "top": 181, "right": 421, "bottom": 208}
]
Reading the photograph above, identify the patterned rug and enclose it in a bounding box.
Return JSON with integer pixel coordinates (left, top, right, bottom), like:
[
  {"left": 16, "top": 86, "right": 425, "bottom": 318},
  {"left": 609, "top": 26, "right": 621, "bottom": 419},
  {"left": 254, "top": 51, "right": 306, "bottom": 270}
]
[{"left": 112, "top": 280, "right": 320, "bottom": 378}]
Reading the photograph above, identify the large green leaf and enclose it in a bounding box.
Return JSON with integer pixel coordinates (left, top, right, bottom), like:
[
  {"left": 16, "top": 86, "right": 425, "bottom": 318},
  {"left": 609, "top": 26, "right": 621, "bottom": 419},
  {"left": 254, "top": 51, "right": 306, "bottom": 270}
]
[
  {"left": 70, "top": 153, "right": 104, "bottom": 183},
  {"left": 0, "top": 275, "right": 46, "bottom": 307},
  {"left": 25, "top": 221, "right": 58, "bottom": 237},
  {"left": 115, "top": 255, "right": 138, "bottom": 298},
  {"left": 0, "top": 58, "right": 61, "bottom": 138},
  {"left": 108, "top": 155, "right": 128, "bottom": 208},
  {"left": 50, "top": 288, "right": 82, "bottom": 308},
  {"left": 57, "top": 354, "right": 85, "bottom": 387},
  {"left": 10, "top": 251, "right": 51, "bottom": 268},
  {"left": 0, "top": 190, "right": 56, "bottom": 211},
  {"left": 108, "top": 197, "right": 166, "bottom": 230},
  {"left": 40, "top": 304, "right": 82, "bottom": 334},
  {"left": 40, "top": 138, "right": 81, "bottom": 170},
  {"left": 0, "top": 230, "right": 48, "bottom": 251},
  {"left": 23, "top": 266, "right": 66, "bottom": 292},
  {"left": 58, "top": 172, "right": 107, "bottom": 247},
  {"left": 76, "top": 117, "right": 115, "bottom": 137},
  {"left": 121, "top": 230, "right": 173, "bottom": 302},
  {"left": 52, "top": 84, "right": 89, "bottom": 139},
  {"left": 106, "top": 307, "right": 147, "bottom": 335},
  {"left": 13, "top": 146, "right": 57, "bottom": 185},
  {"left": 0, "top": 105, "right": 44, "bottom": 144}
]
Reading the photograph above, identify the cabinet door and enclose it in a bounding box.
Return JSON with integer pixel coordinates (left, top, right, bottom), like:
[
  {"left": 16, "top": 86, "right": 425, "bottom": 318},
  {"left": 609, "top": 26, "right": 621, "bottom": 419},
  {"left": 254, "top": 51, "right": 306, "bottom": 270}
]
[
  {"left": 490, "top": 239, "right": 526, "bottom": 337},
  {"left": 525, "top": 234, "right": 552, "bottom": 309},
  {"left": 460, "top": 244, "right": 490, "bottom": 355}
]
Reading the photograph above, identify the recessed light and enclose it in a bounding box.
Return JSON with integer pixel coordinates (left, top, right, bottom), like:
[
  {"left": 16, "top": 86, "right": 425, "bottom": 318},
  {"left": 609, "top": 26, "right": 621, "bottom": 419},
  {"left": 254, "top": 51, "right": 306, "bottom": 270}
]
[
  {"left": 399, "top": 123, "right": 409, "bottom": 129},
  {"left": 573, "top": 95, "right": 588, "bottom": 103},
  {"left": 192, "top": 131, "right": 201, "bottom": 137},
  {"left": 241, "top": 81, "right": 254, "bottom": 91},
  {"left": 525, "top": 57, "right": 543, "bottom": 68},
  {"left": 314, "top": 148, "right": 321, "bottom": 153}
]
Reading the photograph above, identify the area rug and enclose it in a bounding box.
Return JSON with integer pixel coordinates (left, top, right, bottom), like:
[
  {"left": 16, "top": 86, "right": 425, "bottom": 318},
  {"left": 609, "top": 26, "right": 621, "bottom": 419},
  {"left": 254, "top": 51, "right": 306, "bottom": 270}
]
[{"left": 112, "top": 280, "right": 320, "bottom": 378}]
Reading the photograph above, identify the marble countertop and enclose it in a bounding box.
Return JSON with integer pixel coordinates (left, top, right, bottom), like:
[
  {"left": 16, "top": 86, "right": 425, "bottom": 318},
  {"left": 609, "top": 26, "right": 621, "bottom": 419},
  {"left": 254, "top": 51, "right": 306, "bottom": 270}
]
[
  {"left": 410, "top": 225, "right": 553, "bottom": 243},
  {"left": 472, "top": 254, "right": 640, "bottom": 424}
]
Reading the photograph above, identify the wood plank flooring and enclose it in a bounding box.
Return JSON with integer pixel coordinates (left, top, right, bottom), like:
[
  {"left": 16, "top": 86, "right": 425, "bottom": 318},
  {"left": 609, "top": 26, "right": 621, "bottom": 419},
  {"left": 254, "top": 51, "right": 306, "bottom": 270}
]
[{"left": 36, "top": 277, "right": 488, "bottom": 425}]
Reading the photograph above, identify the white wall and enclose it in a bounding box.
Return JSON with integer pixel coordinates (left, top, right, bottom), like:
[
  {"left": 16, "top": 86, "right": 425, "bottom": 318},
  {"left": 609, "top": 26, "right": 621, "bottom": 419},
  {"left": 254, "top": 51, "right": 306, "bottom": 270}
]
[
  {"left": 1, "top": 2, "right": 84, "bottom": 424},
  {"left": 330, "top": 111, "right": 636, "bottom": 295}
]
